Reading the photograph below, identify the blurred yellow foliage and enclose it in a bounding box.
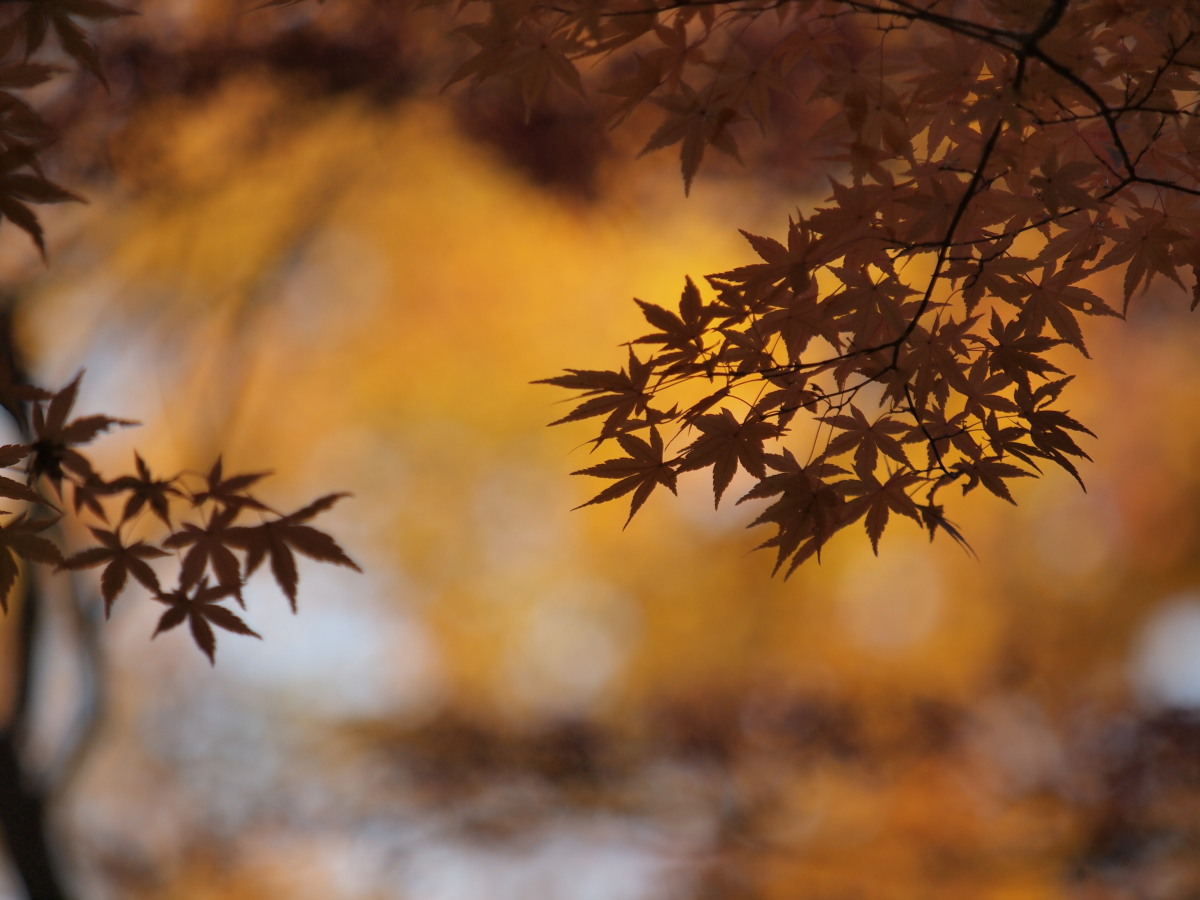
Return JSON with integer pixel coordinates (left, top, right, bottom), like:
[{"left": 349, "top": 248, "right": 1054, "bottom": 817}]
[{"left": 10, "top": 28, "right": 1200, "bottom": 900}]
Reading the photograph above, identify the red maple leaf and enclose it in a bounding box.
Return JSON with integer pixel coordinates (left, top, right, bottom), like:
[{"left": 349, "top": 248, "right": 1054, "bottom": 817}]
[
  {"left": 572, "top": 427, "right": 678, "bottom": 526},
  {"left": 0, "top": 514, "right": 62, "bottom": 612},
  {"left": 107, "top": 452, "right": 182, "bottom": 527},
  {"left": 190, "top": 456, "right": 273, "bottom": 513},
  {"left": 63, "top": 526, "right": 168, "bottom": 615},
  {"left": 152, "top": 579, "right": 260, "bottom": 665},
  {"left": 226, "top": 493, "right": 360, "bottom": 611},
  {"left": 28, "top": 371, "right": 135, "bottom": 494},
  {"left": 679, "top": 410, "right": 779, "bottom": 507},
  {"left": 162, "top": 505, "right": 245, "bottom": 592}
]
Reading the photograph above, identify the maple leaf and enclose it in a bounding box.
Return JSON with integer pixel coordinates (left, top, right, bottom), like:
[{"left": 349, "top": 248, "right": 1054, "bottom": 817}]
[
  {"left": 739, "top": 450, "right": 848, "bottom": 574},
  {"left": 632, "top": 277, "right": 713, "bottom": 374},
  {"left": 0, "top": 514, "right": 62, "bottom": 613},
  {"left": 0, "top": 145, "right": 82, "bottom": 259},
  {"left": 572, "top": 427, "right": 677, "bottom": 526},
  {"left": 911, "top": 34, "right": 988, "bottom": 107},
  {"left": 444, "top": 16, "right": 521, "bottom": 91},
  {"left": 678, "top": 409, "right": 779, "bottom": 507},
  {"left": 961, "top": 256, "right": 1036, "bottom": 316},
  {"left": 225, "top": 493, "right": 360, "bottom": 611},
  {"left": 712, "top": 320, "right": 777, "bottom": 375},
  {"left": 957, "top": 355, "right": 1018, "bottom": 422},
  {"left": 62, "top": 525, "right": 168, "bottom": 615},
  {"left": 161, "top": 505, "right": 245, "bottom": 592},
  {"left": 536, "top": 347, "right": 656, "bottom": 442},
  {"left": 1022, "top": 403, "right": 1095, "bottom": 488},
  {"left": 985, "top": 310, "right": 1064, "bottom": 390},
  {"left": 0, "top": 92, "right": 57, "bottom": 157},
  {"left": 190, "top": 456, "right": 273, "bottom": 513},
  {"left": 713, "top": 218, "right": 825, "bottom": 301},
  {"left": 755, "top": 370, "right": 820, "bottom": 429},
  {"left": 1109, "top": 203, "right": 1190, "bottom": 310},
  {"left": 920, "top": 503, "right": 976, "bottom": 557},
  {"left": 641, "top": 82, "right": 742, "bottom": 195},
  {"left": 0, "top": 443, "right": 40, "bottom": 505},
  {"left": 1015, "top": 261, "right": 1119, "bottom": 357},
  {"left": 760, "top": 285, "right": 846, "bottom": 363},
  {"left": 107, "top": 452, "right": 182, "bottom": 527},
  {"left": 716, "top": 43, "right": 796, "bottom": 135},
  {"left": 842, "top": 470, "right": 922, "bottom": 554},
  {"left": 641, "top": 16, "right": 706, "bottom": 94},
  {"left": 982, "top": 411, "right": 1044, "bottom": 472},
  {"left": 151, "top": 579, "right": 261, "bottom": 666},
  {"left": 1029, "top": 148, "right": 1101, "bottom": 217},
  {"left": 829, "top": 268, "right": 920, "bottom": 349},
  {"left": 70, "top": 470, "right": 110, "bottom": 520},
  {"left": 907, "top": 407, "right": 983, "bottom": 467},
  {"left": 513, "top": 27, "right": 584, "bottom": 117},
  {"left": 891, "top": 168, "right": 961, "bottom": 244},
  {"left": 19, "top": 0, "right": 136, "bottom": 85},
  {"left": 896, "top": 316, "right": 979, "bottom": 413},
  {"left": 1035, "top": 212, "right": 1115, "bottom": 270},
  {"left": 954, "top": 455, "right": 1034, "bottom": 504},
  {"left": 28, "top": 371, "right": 136, "bottom": 494},
  {"left": 808, "top": 179, "right": 893, "bottom": 262},
  {"left": 821, "top": 406, "right": 909, "bottom": 479}
]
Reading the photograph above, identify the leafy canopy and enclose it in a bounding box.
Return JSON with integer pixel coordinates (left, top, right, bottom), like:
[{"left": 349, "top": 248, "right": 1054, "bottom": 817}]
[
  {"left": 0, "top": 0, "right": 1197, "bottom": 634},
  {"left": 433, "top": 0, "right": 1200, "bottom": 571}
]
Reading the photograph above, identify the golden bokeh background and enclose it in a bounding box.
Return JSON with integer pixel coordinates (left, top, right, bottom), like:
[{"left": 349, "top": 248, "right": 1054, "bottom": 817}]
[{"left": 1, "top": 2, "right": 1198, "bottom": 898}]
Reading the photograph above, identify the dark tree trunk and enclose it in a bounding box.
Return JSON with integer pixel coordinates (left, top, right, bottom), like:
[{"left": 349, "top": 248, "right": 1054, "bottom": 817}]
[{"left": 0, "top": 733, "right": 71, "bottom": 900}]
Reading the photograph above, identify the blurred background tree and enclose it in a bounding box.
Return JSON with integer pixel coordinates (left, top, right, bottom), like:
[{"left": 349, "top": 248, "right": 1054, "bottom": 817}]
[{"left": 0, "top": 1, "right": 1198, "bottom": 899}]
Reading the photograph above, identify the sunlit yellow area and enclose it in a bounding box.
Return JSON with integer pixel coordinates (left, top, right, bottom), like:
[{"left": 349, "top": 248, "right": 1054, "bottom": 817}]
[{"left": 1, "top": 4, "right": 1199, "bottom": 899}]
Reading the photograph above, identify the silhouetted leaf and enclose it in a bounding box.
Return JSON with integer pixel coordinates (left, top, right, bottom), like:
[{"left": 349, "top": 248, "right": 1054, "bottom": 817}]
[
  {"left": 572, "top": 426, "right": 677, "bottom": 525},
  {"left": 0, "top": 515, "right": 61, "bottom": 612},
  {"left": 190, "top": 456, "right": 273, "bottom": 513},
  {"left": 152, "top": 579, "right": 260, "bottom": 665},
  {"left": 225, "top": 494, "right": 360, "bottom": 611},
  {"left": 63, "top": 525, "right": 168, "bottom": 615}
]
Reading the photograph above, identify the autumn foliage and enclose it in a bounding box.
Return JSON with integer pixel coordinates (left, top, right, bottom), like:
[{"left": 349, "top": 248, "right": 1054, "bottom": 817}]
[
  {"left": 0, "top": 0, "right": 356, "bottom": 663},
  {"left": 0, "top": 2, "right": 1194, "bottom": 644},
  {"left": 436, "top": 0, "right": 1200, "bottom": 570},
  {"left": 0, "top": 371, "right": 358, "bottom": 663},
  {"left": 0, "top": 3, "right": 1197, "bottom": 900}
]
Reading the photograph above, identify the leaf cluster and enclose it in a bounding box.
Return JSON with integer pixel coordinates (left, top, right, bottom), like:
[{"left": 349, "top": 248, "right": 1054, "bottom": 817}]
[
  {"left": 0, "top": 0, "right": 134, "bottom": 256},
  {"left": 514, "top": 1, "right": 1200, "bottom": 570},
  {"left": 1, "top": 372, "right": 358, "bottom": 664}
]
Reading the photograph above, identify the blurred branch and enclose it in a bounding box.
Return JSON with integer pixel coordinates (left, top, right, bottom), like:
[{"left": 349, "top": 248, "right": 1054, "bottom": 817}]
[{"left": 46, "top": 575, "right": 106, "bottom": 798}]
